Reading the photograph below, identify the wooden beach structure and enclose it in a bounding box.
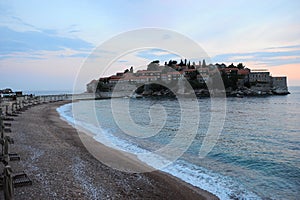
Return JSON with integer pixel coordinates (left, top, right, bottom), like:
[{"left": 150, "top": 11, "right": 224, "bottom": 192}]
[{"left": 0, "top": 93, "right": 73, "bottom": 200}]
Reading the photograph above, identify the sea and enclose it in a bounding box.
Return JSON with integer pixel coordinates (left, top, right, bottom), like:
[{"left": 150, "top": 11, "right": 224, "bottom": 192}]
[
  {"left": 57, "top": 86, "right": 300, "bottom": 200},
  {"left": 23, "top": 90, "right": 72, "bottom": 96}
]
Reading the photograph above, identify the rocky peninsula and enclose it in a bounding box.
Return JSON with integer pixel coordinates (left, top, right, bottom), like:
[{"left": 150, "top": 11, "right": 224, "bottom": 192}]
[{"left": 87, "top": 60, "right": 289, "bottom": 98}]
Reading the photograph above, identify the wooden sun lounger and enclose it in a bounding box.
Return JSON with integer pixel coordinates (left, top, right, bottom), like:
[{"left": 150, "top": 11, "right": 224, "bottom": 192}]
[
  {"left": 0, "top": 153, "right": 20, "bottom": 162},
  {"left": 5, "top": 113, "right": 18, "bottom": 117},
  {"left": 0, "top": 171, "right": 32, "bottom": 189},
  {"left": 3, "top": 123, "right": 11, "bottom": 127},
  {"left": 12, "top": 172, "right": 33, "bottom": 187},
  {"left": 4, "top": 128, "right": 11, "bottom": 133},
  {"left": 1, "top": 117, "right": 14, "bottom": 121}
]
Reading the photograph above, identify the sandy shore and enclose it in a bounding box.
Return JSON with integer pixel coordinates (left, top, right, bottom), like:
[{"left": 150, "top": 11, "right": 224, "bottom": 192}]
[{"left": 1, "top": 101, "right": 218, "bottom": 199}]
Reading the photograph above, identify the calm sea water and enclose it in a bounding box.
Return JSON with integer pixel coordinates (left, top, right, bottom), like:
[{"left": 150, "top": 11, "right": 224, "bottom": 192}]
[
  {"left": 23, "top": 90, "right": 72, "bottom": 96},
  {"left": 58, "top": 86, "right": 300, "bottom": 200}
]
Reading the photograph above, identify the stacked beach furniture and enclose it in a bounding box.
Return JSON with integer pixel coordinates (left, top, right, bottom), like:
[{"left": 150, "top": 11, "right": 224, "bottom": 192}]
[
  {"left": 0, "top": 102, "right": 32, "bottom": 200},
  {"left": 0, "top": 94, "right": 70, "bottom": 199}
]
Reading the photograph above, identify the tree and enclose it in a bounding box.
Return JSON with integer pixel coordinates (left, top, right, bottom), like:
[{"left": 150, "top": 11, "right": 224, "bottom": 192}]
[
  {"left": 189, "top": 70, "right": 199, "bottom": 80},
  {"left": 167, "top": 60, "right": 177, "bottom": 66},
  {"left": 229, "top": 70, "right": 238, "bottom": 90},
  {"left": 237, "top": 63, "right": 245, "bottom": 69},
  {"left": 202, "top": 59, "right": 207, "bottom": 68},
  {"left": 96, "top": 82, "right": 110, "bottom": 92},
  {"left": 147, "top": 60, "right": 160, "bottom": 70},
  {"left": 151, "top": 60, "right": 160, "bottom": 64},
  {"left": 221, "top": 71, "right": 230, "bottom": 88},
  {"left": 228, "top": 63, "right": 235, "bottom": 68},
  {"left": 216, "top": 63, "right": 225, "bottom": 69},
  {"left": 179, "top": 59, "right": 184, "bottom": 66},
  {"left": 188, "top": 79, "right": 202, "bottom": 89}
]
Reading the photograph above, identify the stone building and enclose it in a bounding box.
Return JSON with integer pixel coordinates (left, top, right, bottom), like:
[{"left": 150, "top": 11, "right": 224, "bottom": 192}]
[
  {"left": 249, "top": 71, "right": 271, "bottom": 83},
  {"left": 86, "top": 79, "right": 98, "bottom": 93},
  {"left": 271, "top": 77, "right": 289, "bottom": 94}
]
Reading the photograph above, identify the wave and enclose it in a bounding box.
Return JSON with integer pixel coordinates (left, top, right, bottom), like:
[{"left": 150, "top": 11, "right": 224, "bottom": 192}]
[{"left": 163, "top": 160, "right": 261, "bottom": 200}]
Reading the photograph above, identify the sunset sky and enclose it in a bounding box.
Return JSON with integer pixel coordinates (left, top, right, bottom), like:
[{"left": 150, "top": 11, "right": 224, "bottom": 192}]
[{"left": 1, "top": 0, "right": 300, "bottom": 92}]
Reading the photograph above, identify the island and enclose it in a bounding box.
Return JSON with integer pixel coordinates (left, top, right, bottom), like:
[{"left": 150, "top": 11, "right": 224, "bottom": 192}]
[{"left": 87, "top": 59, "right": 290, "bottom": 98}]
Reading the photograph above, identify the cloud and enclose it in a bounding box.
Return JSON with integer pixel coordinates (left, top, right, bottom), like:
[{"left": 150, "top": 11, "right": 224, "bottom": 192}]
[
  {"left": 265, "top": 55, "right": 300, "bottom": 61},
  {"left": 150, "top": 50, "right": 176, "bottom": 56},
  {"left": 0, "top": 26, "right": 93, "bottom": 56},
  {"left": 68, "top": 53, "right": 90, "bottom": 58},
  {"left": 68, "top": 29, "right": 81, "bottom": 33},
  {"left": 212, "top": 46, "right": 300, "bottom": 67},
  {"left": 135, "top": 49, "right": 181, "bottom": 62},
  {"left": 117, "top": 60, "right": 128, "bottom": 63},
  {"left": 264, "top": 44, "right": 300, "bottom": 52},
  {"left": 66, "top": 24, "right": 81, "bottom": 34},
  {"left": 0, "top": 54, "right": 83, "bottom": 91},
  {"left": 228, "top": 55, "right": 255, "bottom": 61},
  {"left": 10, "top": 16, "right": 39, "bottom": 31},
  {"left": 267, "top": 63, "right": 300, "bottom": 84}
]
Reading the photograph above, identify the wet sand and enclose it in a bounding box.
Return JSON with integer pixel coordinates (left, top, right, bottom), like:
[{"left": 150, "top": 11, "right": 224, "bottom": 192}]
[{"left": 2, "top": 101, "right": 218, "bottom": 199}]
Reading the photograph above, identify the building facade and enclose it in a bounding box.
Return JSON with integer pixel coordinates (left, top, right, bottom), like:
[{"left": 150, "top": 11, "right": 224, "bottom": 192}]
[
  {"left": 272, "top": 77, "right": 288, "bottom": 89},
  {"left": 249, "top": 72, "right": 271, "bottom": 83}
]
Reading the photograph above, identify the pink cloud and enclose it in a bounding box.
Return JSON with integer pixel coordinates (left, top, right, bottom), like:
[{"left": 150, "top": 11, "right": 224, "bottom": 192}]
[{"left": 268, "top": 63, "right": 300, "bottom": 86}]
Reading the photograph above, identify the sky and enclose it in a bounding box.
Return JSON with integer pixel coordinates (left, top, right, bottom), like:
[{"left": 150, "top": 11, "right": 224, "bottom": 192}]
[{"left": 0, "top": 0, "right": 300, "bottom": 92}]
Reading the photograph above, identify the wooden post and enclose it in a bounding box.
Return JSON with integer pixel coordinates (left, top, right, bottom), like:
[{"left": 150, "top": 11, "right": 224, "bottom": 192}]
[
  {"left": 4, "top": 136, "right": 9, "bottom": 155},
  {"left": 1, "top": 115, "right": 4, "bottom": 156},
  {"left": 1, "top": 116, "right": 4, "bottom": 136},
  {"left": 14, "top": 103, "right": 17, "bottom": 112},
  {"left": 3, "top": 136, "right": 10, "bottom": 165},
  {"left": 3, "top": 165, "right": 14, "bottom": 200},
  {"left": 0, "top": 116, "right": 4, "bottom": 143}
]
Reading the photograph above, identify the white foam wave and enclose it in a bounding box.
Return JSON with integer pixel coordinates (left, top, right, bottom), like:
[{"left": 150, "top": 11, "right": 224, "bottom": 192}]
[{"left": 163, "top": 160, "right": 261, "bottom": 200}]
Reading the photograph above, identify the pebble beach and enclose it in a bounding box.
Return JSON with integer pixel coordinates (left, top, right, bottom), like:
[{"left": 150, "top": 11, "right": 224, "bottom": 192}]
[{"left": 0, "top": 100, "right": 218, "bottom": 199}]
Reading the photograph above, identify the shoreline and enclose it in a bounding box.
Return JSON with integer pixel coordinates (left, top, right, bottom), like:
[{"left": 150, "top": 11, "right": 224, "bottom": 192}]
[{"left": 4, "top": 100, "right": 218, "bottom": 199}]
